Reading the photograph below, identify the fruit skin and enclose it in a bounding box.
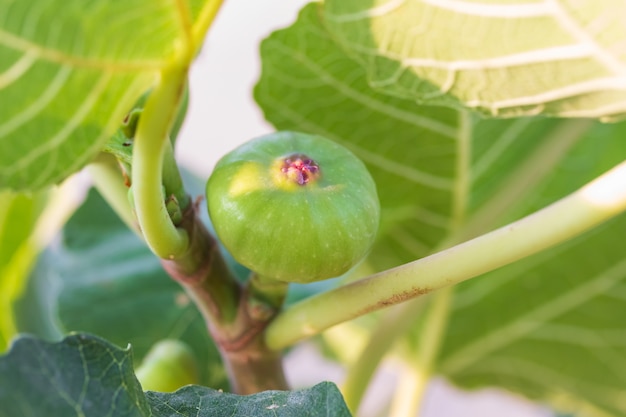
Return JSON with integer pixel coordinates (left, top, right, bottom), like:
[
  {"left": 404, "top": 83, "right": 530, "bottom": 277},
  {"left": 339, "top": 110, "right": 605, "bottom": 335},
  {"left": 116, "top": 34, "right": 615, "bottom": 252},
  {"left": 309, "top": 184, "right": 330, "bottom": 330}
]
[
  {"left": 135, "top": 339, "right": 199, "bottom": 392},
  {"left": 206, "top": 131, "right": 380, "bottom": 283}
]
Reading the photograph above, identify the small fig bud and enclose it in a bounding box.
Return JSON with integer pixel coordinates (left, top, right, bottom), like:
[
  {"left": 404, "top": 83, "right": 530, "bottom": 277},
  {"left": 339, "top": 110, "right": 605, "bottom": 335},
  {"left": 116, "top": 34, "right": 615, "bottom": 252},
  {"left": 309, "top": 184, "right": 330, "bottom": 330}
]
[
  {"left": 135, "top": 339, "right": 199, "bottom": 392},
  {"left": 206, "top": 131, "right": 380, "bottom": 283}
]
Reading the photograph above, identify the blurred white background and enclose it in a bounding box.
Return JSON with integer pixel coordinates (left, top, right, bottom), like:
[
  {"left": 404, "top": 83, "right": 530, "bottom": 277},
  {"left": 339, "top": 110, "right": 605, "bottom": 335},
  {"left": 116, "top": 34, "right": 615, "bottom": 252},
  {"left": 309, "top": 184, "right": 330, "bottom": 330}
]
[{"left": 177, "top": 1, "right": 554, "bottom": 416}]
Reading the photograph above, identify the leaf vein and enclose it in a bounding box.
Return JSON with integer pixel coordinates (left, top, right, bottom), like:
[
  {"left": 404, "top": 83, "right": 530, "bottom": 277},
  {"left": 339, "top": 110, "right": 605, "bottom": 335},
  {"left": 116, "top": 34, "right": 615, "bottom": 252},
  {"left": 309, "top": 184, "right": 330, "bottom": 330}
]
[
  {"left": 0, "top": 49, "right": 37, "bottom": 89},
  {"left": 547, "top": 0, "right": 626, "bottom": 75},
  {"left": 0, "top": 29, "right": 166, "bottom": 71},
  {"left": 0, "top": 65, "right": 71, "bottom": 138},
  {"left": 402, "top": 44, "right": 596, "bottom": 71},
  {"left": 4, "top": 72, "right": 112, "bottom": 179},
  {"left": 466, "top": 75, "right": 626, "bottom": 112},
  {"left": 421, "top": 0, "right": 552, "bottom": 18}
]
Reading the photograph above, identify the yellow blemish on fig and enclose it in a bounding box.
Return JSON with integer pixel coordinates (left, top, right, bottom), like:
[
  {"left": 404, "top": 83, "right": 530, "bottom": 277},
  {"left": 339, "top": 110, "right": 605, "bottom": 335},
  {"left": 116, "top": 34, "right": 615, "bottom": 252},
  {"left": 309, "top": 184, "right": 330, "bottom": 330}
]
[{"left": 228, "top": 162, "right": 265, "bottom": 197}]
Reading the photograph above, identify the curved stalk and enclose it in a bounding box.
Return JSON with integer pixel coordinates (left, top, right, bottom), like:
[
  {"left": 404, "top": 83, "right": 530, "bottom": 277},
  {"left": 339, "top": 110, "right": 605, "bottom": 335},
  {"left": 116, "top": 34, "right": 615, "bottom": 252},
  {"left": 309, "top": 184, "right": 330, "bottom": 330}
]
[
  {"left": 266, "top": 160, "right": 626, "bottom": 350},
  {"left": 132, "top": 65, "right": 189, "bottom": 259}
]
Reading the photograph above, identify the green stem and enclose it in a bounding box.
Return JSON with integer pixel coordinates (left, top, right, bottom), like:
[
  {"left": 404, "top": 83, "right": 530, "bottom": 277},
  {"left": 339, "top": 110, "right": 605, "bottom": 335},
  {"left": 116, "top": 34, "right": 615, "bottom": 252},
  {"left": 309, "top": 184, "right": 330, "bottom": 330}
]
[
  {"left": 389, "top": 288, "right": 452, "bottom": 417},
  {"left": 132, "top": 65, "right": 189, "bottom": 259},
  {"left": 266, "top": 160, "right": 626, "bottom": 350},
  {"left": 342, "top": 299, "right": 427, "bottom": 413},
  {"left": 249, "top": 274, "right": 289, "bottom": 310},
  {"left": 88, "top": 153, "right": 138, "bottom": 233}
]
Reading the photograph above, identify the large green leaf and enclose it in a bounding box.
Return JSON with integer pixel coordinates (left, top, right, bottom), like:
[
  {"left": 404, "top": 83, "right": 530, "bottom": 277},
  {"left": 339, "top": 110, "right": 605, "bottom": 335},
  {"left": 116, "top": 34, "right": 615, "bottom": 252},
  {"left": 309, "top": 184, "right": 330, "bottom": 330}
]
[
  {"left": 0, "top": 0, "right": 203, "bottom": 191},
  {"left": 322, "top": 0, "right": 626, "bottom": 120},
  {"left": 0, "top": 333, "right": 352, "bottom": 417},
  {"left": 255, "top": 3, "right": 626, "bottom": 414}
]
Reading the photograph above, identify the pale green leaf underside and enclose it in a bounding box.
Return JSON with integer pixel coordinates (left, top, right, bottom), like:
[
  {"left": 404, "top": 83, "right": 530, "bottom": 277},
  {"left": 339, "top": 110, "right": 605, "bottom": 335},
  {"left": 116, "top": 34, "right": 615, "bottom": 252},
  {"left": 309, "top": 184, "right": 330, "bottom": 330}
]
[
  {"left": 0, "top": 0, "right": 193, "bottom": 190},
  {"left": 323, "top": 0, "right": 626, "bottom": 120},
  {"left": 256, "top": 4, "right": 626, "bottom": 414}
]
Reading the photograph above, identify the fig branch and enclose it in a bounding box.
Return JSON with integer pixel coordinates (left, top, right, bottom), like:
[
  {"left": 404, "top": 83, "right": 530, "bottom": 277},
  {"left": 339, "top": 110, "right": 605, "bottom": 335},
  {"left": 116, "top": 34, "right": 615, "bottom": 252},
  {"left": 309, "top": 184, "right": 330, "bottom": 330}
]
[{"left": 265, "top": 159, "right": 626, "bottom": 350}]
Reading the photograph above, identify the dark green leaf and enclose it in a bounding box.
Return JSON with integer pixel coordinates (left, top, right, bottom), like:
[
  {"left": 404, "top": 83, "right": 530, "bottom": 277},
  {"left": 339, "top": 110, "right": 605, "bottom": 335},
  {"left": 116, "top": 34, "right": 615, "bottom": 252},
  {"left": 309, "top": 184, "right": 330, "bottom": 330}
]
[
  {"left": 0, "top": 333, "right": 150, "bottom": 417},
  {"left": 147, "top": 382, "right": 352, "bottom": 417},
  {"left": 0, "top": 334, "right": 352, "bottom": 417}
]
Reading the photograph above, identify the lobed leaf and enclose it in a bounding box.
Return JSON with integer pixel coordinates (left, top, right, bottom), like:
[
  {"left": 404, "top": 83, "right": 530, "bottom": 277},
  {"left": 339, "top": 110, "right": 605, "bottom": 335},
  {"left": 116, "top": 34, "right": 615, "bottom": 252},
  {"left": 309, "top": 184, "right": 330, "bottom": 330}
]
[{"left": 256, "top": 3, "right": 626, "bottom": 414}]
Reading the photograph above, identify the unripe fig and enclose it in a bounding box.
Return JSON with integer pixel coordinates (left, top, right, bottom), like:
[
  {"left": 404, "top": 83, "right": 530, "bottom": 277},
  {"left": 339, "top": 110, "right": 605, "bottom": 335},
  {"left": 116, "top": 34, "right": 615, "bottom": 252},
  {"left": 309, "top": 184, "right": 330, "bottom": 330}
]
[
  {"left": 206, "top": 131, "right": 380, "bottom": 283},
  {"left": 135, "top": 339, "right": 199, "bottom": 392}
]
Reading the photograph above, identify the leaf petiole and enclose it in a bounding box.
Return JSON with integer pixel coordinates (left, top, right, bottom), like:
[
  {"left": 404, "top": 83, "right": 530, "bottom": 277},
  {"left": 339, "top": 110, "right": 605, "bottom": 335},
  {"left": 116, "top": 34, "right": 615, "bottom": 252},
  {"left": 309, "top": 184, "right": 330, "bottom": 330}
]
[
  {"left": 132, "top": 65, "right": 189, "bottom": 259},
  {"left": 265, "top": 160, "right": 626, "bottom": 350}
]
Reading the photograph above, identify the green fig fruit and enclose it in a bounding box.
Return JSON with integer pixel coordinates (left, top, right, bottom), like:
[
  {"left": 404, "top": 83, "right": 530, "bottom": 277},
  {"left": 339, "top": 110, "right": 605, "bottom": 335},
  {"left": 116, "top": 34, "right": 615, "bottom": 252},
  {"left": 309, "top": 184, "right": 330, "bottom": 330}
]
[
  {"left": 135, "top": 339, "right": 199, "bottom": 392},
  {"left": 206, "top": 131, "right": 379, "bottom": 283}
]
